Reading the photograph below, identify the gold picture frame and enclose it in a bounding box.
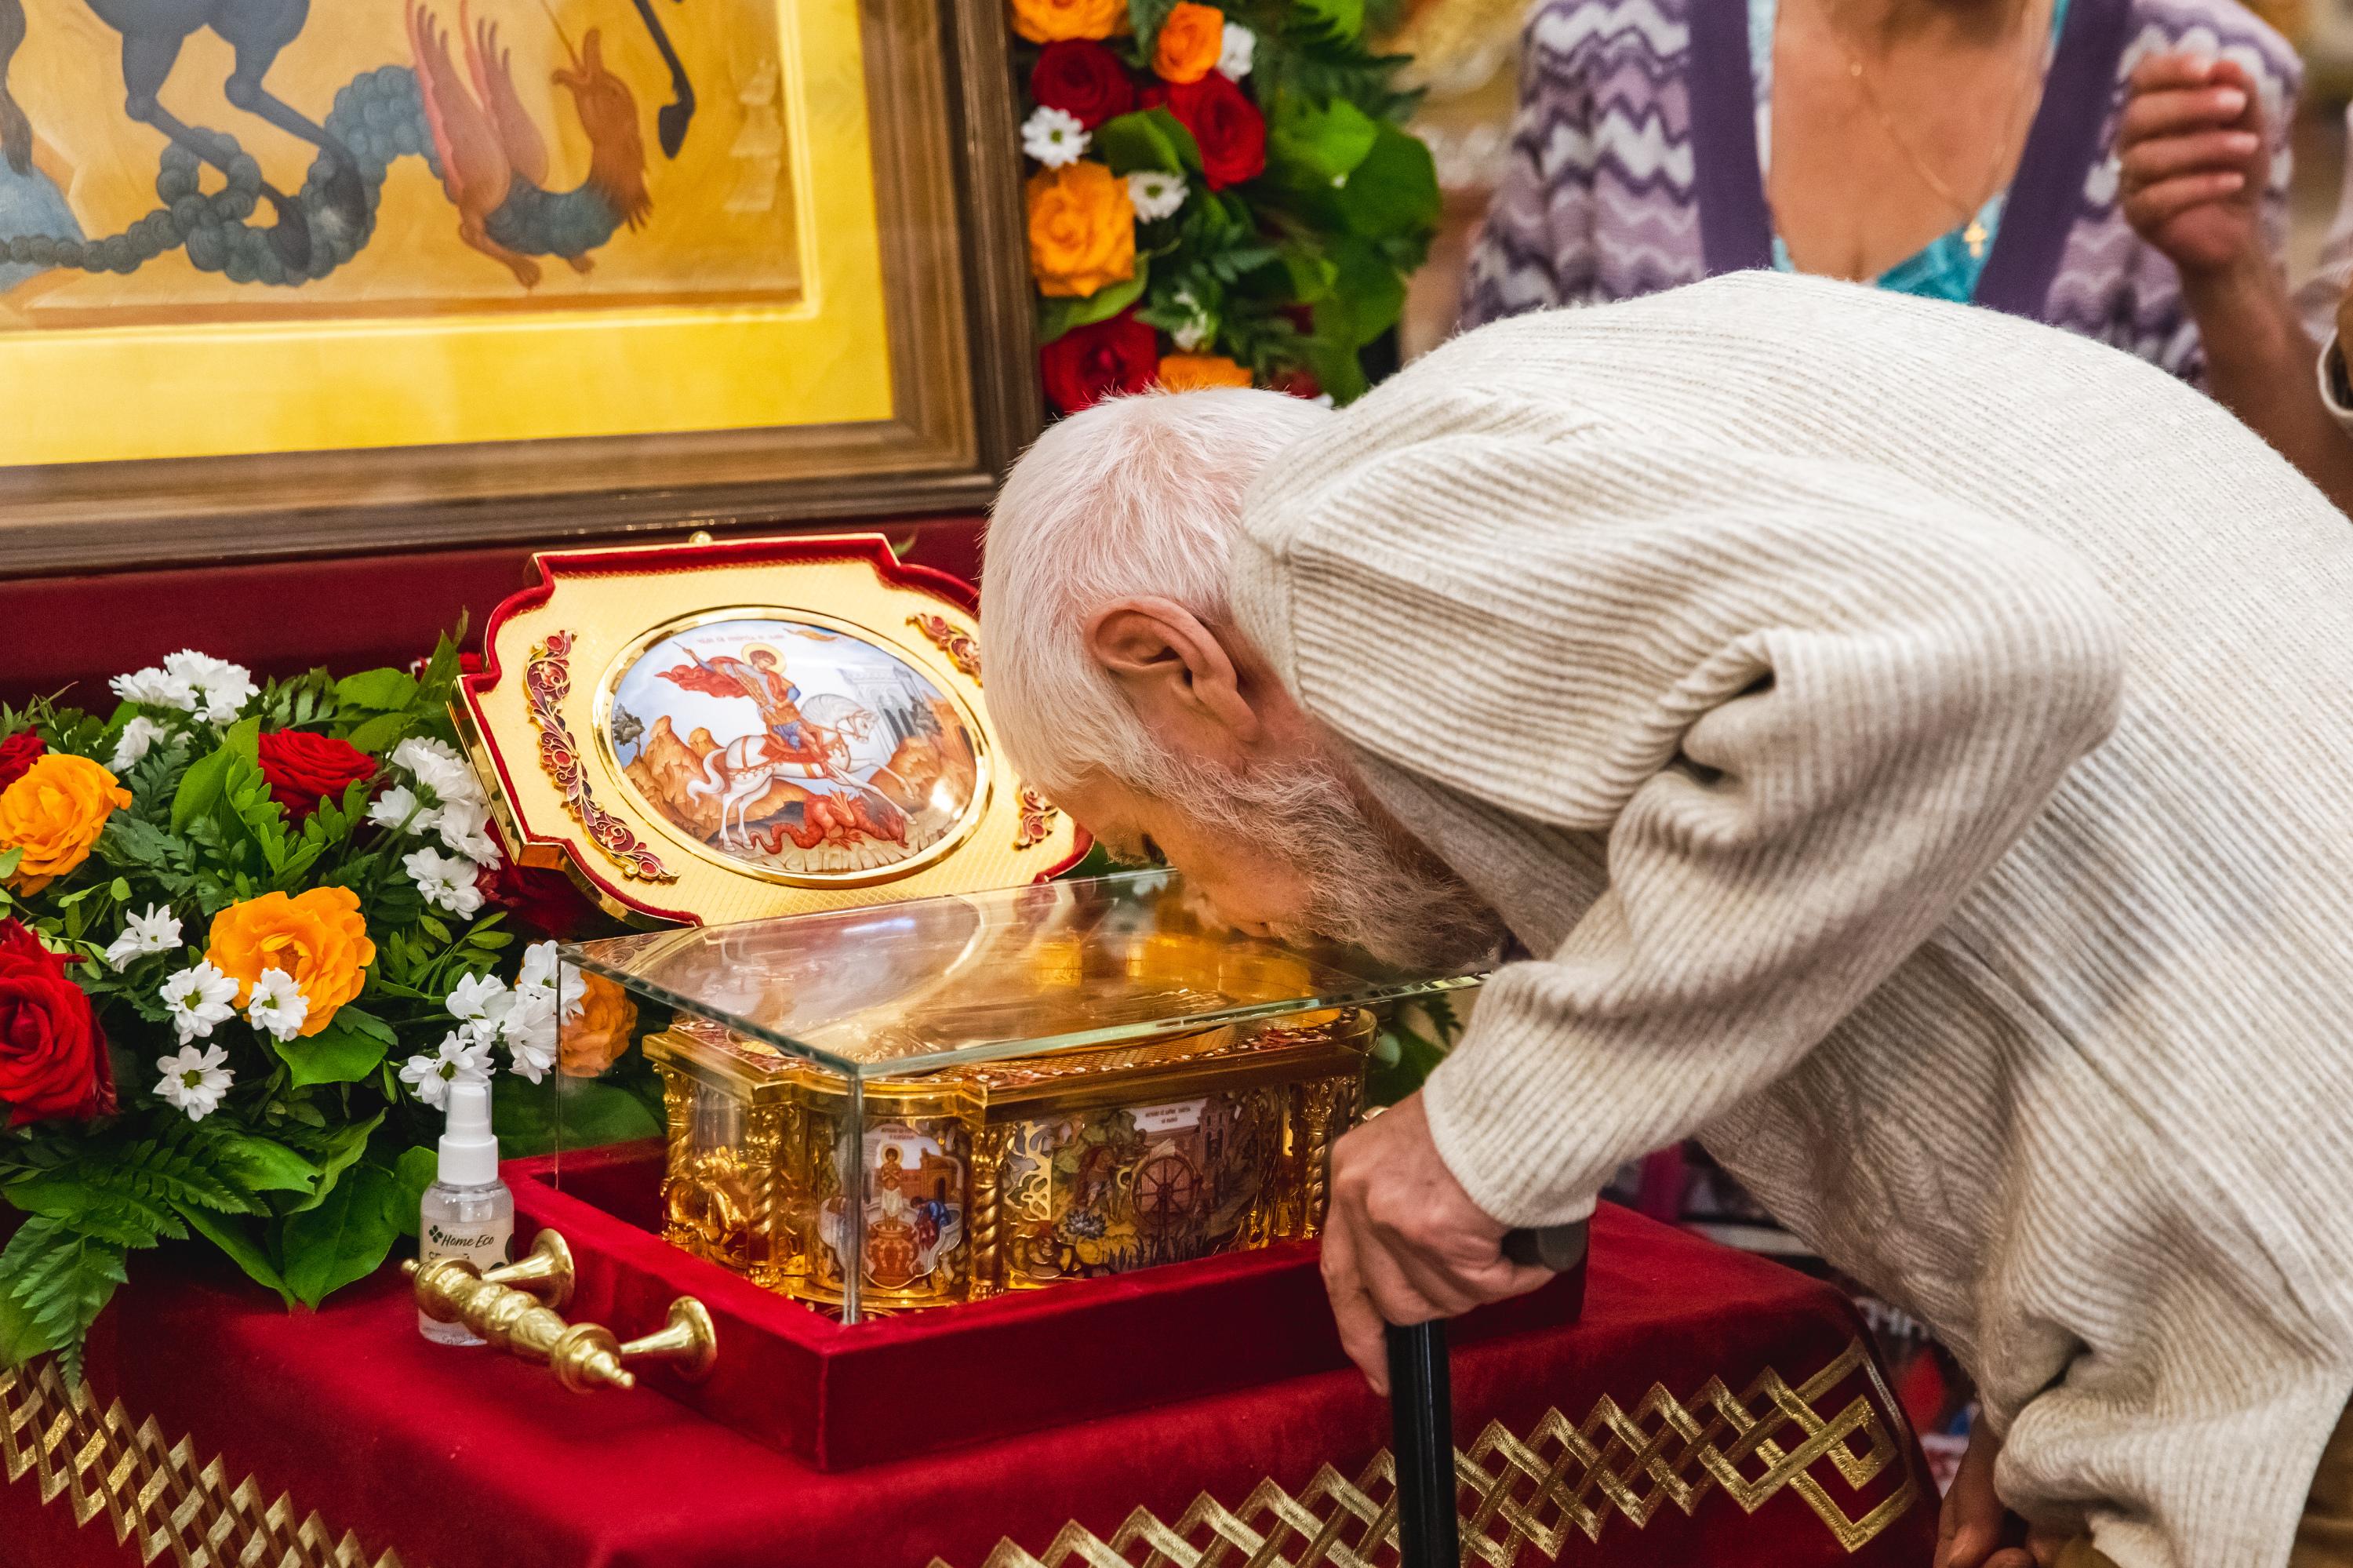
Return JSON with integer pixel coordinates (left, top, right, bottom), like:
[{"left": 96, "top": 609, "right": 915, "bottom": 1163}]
[{"left": 0, "top": 0, "right": 1036, "bottom": 575}]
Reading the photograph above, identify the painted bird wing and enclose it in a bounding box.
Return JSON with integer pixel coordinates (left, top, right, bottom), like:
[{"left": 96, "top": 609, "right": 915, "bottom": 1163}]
[
  {"left": 406, "top": 0, "right": 511, "bottom": 213},
  {"left": 465, "top": 11, "right": 551, "bottom": 187}
]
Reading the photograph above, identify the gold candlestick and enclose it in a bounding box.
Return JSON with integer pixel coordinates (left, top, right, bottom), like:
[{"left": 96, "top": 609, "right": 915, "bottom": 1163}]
[
  {"left": 616, "top": 1297, "right": 719, "bottom": 1382},
  {"left": 481, "top": 1230, "right": 576, "bottom": 1309},
  {"left": 403, "top": 1254, "right": 635, "bottom": 1392}
]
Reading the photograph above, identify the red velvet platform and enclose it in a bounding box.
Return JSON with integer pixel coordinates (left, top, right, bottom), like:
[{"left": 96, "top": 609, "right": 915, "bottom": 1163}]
[{"left": 2, "top": 1203, "right": 1937, "bottom": 1568}]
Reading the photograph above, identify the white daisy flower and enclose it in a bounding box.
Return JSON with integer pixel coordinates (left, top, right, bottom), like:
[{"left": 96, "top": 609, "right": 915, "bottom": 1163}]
[
  {"left": 1022, "top": 106, "right": 1089, "bottom": 169},
  {"left": 399, "top": 1031, "right": 494, "bottom": 1110},
  {"left": 391, "top": 737, "right": 484, "bottom": 812},
  {"left": 244, "top": 966, "right": 310, "bottom": 1042},
  {"left": 1169, "top": 285, "right": 1213, "bottom": 351},
  {"left": 1128, "top": 169, "right": 1188, "bottom": 222},
  {"left": 446, "top": 970, "right": 515, "bottom": 1031},
  {"left": 434, "top": 795, "right": 503, "bottom": 868},
  {"left": 367, "top": 784, "right": 436, "bottom": 835},
  {"left": 104, "top": 904, "right": 183, "bottom": 969},
  {"left": 107, "top": 716, "right": 170, "bottom": 773},
  {"left": 160, "top": 961, "right": 238, "bottom": 1044},
  {"left": 155, "top": 1044, "right": 234, "bottom": 1122},
  {"left": 162, "top": 651, "right": 256, "bottom": 722},
  {"left": 516, "top": 940, "right": 561, "bottom": 997},
  {"left": 405, "top": 846, "right": 486, "bottom": 917},
  {"left": 110, "top": 664, "right": 197, "bottom": 711},
  {"left": 1217, "top": 22, "right": 1255, "bottom": 80},
  {"left": 503, "top": 986, "right": 558, "bottom": 1084}
]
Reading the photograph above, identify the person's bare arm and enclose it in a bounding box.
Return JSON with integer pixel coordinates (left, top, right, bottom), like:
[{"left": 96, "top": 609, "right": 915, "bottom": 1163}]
[{"left": 2119, "top": 53, "right": 2353, "bottom": 515}]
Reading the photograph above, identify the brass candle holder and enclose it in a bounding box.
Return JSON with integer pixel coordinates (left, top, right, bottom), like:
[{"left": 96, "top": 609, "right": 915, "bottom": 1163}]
[{"left": 403, "top": 1230, "right": 717, "bottom": 1393}]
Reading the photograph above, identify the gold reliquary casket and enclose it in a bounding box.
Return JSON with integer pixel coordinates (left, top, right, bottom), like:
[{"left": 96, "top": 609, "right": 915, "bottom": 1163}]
[{"left": 564, "top": 871, "right": 1478, "bottom": 1320}]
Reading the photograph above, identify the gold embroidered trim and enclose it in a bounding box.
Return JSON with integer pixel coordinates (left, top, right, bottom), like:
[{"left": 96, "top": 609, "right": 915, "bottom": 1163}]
[
  {"left": 936, "top": 1337, "right": 1921, "bottom": 1568},
  {"left": 0, "top": 1360, "right": 411, "bottom": 1568}
]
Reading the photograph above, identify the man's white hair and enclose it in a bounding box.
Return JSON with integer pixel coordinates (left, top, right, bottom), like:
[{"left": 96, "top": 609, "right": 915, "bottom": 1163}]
[{"left": 981, "top": 387, "right": 1333, "bottom": 793}]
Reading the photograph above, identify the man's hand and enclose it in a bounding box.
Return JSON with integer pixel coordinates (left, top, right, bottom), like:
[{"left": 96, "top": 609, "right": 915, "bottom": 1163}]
[
  {"left": 1320, "top": 1093, "right": 1556, "bottom": 1395},
  {"left": 2117, "top": 53, "right": 2268, "bottom": 280},
  {"left": 1935, "top": 1424, "right": 2065, "bottom": 1568}
]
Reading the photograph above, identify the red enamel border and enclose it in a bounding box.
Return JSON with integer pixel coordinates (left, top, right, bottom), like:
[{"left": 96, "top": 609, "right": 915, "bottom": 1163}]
[{"left": 457, "top": 532, "right": 1087, "bottom": 925}]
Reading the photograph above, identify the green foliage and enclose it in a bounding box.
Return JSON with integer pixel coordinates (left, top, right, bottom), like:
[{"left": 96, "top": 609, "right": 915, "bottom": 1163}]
[
  {"left": 1365, "top": 995, "right": 1464, "bottom": 1107},
  {"left": 0, "top": 622, "right": 591, "bottom": 1375}
]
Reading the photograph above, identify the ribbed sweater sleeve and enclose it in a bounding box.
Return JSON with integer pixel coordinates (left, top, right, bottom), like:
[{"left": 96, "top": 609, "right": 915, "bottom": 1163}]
[{"left": 1231, "top": 394, "right": 2130, "bottom": 1228}]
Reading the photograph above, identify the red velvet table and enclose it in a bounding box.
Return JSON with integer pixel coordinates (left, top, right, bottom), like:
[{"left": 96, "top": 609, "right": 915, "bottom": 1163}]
[{"left": 0, "top": 1204, "right": 1934, "bottom": 1568}]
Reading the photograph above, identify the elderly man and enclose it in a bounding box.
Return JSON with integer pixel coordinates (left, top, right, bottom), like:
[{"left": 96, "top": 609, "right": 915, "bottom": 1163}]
[{"left": 980, "top": 272, "right": 2353, "bottom": 1568}]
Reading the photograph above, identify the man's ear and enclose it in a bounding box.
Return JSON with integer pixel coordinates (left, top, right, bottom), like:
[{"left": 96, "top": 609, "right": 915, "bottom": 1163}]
[{"left": 1084, "top": 597, "right": 1263, "bottom": 751}]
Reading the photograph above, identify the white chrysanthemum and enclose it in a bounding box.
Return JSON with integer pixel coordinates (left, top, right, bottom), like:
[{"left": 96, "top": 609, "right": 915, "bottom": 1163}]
[
  {"left": 244, "top": 966, "right": 310, "bottom": 1042},
  {"left": 110, "top": 664, "right": 197, "bottom": 711},
  {"left": 1128, "top": 169, "right": 1188, "bottom": 222},
  {"left": 446, "top": 970, "right": 515, "bottom": 1030},
  {"left": 405, "top": 846, "right": 486, "bottom": 917},
  {"left": 1022, "top": 106, "right": 1089, "bottom": 168},
  {"left": 107, "top": 716, "right": 169, "bottom": 773},
  {"left": 160, "top": 961, "right": 238, "bottom": 1043},
  {"left": 368, "top": 784, "right": 436, "bottom": 835},
  {"left": 162, "top": 651, "right": 256, "bottom": 723},
  {"left": 435, "top": 795, "right": 503, "bottom": 868},
  {"left": 398, "top": 1031, "right": 494, "bottom": 1110},
  {"left": 1217, "top": 22, "right": 1255, "bottom": 80},
  {"left": 391, "top": 737, "right": 483, "bottom": 813},
  {"left": 156, "top": 1044, "right": 234, "bottom": 1122},
  {"left": 104, "top": 904, "right": 183, "bottom": 969},
  {"left": 516, "top": 940, "right": 560, "bottom": 996},
  {"left": 1168, "top": 285, "right": 1214, "bottom": 351},
  {"left": 503, "top": 986, "right": 558, "bottom": 1084}
]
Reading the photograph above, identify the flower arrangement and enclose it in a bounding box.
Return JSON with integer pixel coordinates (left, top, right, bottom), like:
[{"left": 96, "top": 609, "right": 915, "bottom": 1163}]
[
  {"left": 1014, "top": 0, "right": 1438, "bottom": 412},
  {"left": 0, "top": 640, "right": 606, "bottom": 1380}
]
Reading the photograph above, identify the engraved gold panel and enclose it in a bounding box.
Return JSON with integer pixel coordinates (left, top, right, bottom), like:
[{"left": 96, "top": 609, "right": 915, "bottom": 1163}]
[{"left": 933, "top": 1338, "right": 1922, "bottom": 1567}]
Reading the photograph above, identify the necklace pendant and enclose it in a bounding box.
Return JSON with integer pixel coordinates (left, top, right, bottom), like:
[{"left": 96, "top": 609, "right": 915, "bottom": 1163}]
[{"left": 1964, "top": 218, "right": 1988, "bottom": 259}]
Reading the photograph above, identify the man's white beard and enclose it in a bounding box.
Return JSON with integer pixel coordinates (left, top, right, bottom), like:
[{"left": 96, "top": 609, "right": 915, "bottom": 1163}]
[{"left": 1171, "top": 755, "right": 1508, "bottom": 973}]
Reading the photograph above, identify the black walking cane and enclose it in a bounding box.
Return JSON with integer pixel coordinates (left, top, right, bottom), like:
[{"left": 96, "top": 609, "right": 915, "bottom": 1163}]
[{"left": 1386, "top": 1222, "right": 1590, "bottom": 1568}]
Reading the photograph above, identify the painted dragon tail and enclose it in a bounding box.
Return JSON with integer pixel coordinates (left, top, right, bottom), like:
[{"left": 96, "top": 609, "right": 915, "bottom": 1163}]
[{"left": 0, "top": 0, "right": 30, "bottom": 176}]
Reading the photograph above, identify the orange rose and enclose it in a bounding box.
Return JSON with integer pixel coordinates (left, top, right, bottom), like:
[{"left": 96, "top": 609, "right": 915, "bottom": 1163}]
[
  {"left": 559, "top": 970, "right": 641, "bottom": 1079},
  {"left": 1157, "top": 354, "right": 1253, "bottom": 391},
  {"left": 1152, "top": 3, "right": 1224, "bottom": 83},
  {"left": 1009, "top": 0, "right": 1125, "bottom": 42},
  {"left": 0, "top": 755, "right": 130, "bottom": 895},
  {"left": 1027, "top": 162, "right": 1136, "bottom": 298},
  {"left": 205, "top": 887, "right": 376, "bottom": 1039}
]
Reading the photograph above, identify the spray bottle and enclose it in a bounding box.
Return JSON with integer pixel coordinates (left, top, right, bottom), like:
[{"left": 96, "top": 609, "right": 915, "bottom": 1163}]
[{"left": 416, "top": 1078, "right": 514, "bottom": 1345}]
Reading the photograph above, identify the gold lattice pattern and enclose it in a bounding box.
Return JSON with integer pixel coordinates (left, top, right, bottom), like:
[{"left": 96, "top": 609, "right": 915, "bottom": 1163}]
[
  {"left": 0, "top": 1360, "right": 409, "bottom": 1568},
  {"left": 938, "top": 1338, "right": 1920, "bottom": 1568}
]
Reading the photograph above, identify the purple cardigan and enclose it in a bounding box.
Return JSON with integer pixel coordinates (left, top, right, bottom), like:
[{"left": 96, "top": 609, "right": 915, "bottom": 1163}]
[{"left": 1460, "top": 0, "right": 2299, "bottom": 383}]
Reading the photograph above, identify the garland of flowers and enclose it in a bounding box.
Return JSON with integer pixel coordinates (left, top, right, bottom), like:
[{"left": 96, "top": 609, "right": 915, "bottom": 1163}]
[
  {"left": 0, "top": 640, "right": 633, "bottom": 1381},
  {"left": 1013, "top": 0, "right": 1437, "bottom": 412}
]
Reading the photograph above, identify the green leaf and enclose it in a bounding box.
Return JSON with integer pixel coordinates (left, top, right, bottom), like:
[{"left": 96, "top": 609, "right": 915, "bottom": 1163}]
[
  {"left": 0, "top": 1286, "right": 45, "bottom": 1370},
  {"left": 1036, "top": 264, "right": 1151, "bottom": 346},
  {"left": 333, "top": 669, "right": 420, "bottom": 713},
  {"left": 1267, "top": 95, "right": 1380, "bottom": 187},
  {"left": 1312, "top": 235, "right": 1407, "bottom": 350},
  {"left": 393, "top": 1146, "right": 438, "bottom": 1239},
  {"left": 283, "top": 1112, "right": 384, "bottom": 1214},
  {"left": 1298, "top": 0, "right": 1366, "bottom": 38},
  {"left": 0, "top": 848, "right": 19, "bottom": 882},
  {"left": 1336, "top": 122, "right": 1441, "bottom": 243},
  {"left": 171, "top": 717, "right": 260, "bottom": 833},
  {"left": 330, "top": 1005, "right": 400, "bottom": 1046},
  {"left": 344, "top": 711, "right": 410, "bottom": 755},
  {"left": 0, "top": 1217, "right": 126, "bottom": 1384},
  {"left": 193, "top": 1129, "right": 321, "bottom": 1197},
  {"left": 1093, "top": 107, "right": 1200, "bottom": 176},
  {"left": 273, "top": 1018, "right": 391, "bottom": 1089},
  {"left": 281, "top": 1162, "right": 402, "bottom": 1308},
  {"left": 179, "top": 1206, "right": 292, "bottom": 1305}
]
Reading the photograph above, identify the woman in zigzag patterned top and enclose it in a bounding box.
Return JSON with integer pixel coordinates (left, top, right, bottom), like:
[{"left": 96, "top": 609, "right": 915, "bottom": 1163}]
[{"left": 1457, "top": 0, "right": 2299, "bottom": 389}]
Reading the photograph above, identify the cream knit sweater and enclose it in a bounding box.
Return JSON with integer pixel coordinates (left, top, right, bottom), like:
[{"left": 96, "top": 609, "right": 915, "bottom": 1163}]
[{"left": 1228, "top": 271, "right": 2353, "bottom": 1568}]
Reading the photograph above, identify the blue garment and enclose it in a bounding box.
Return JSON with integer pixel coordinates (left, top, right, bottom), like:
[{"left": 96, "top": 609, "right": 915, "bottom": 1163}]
[{"left": 1751, "top": 0, "right": 2068, "bottom": 302}]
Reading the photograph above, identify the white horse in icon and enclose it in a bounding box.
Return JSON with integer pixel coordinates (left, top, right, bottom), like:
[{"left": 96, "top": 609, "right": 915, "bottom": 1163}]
[{"left": 685, "top": 695, "right": 886, "bottom": 850}]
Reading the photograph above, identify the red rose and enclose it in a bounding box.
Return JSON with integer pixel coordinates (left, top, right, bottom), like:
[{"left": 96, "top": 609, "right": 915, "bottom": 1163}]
[
  {"left": 479, "top": 825, "right": 598, "bottom": 940},
  {"left": 256, "top": 730, "right": 379, "bottom": 820},
  {"left": 1041, "top": 311, "right": 1160, "bottom": 413},
  {"left": 1150, "top": 75, "right": 1265, "bottom": 190},
  {"left": 1031, "top": 40, "right": 1136, "bottom": 129},
  {"left": 0, "top": 919, "right": 113, "bottom": 1126},
  {"left": 0, "top": 732, "right": 45, "bottom": 791}
]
